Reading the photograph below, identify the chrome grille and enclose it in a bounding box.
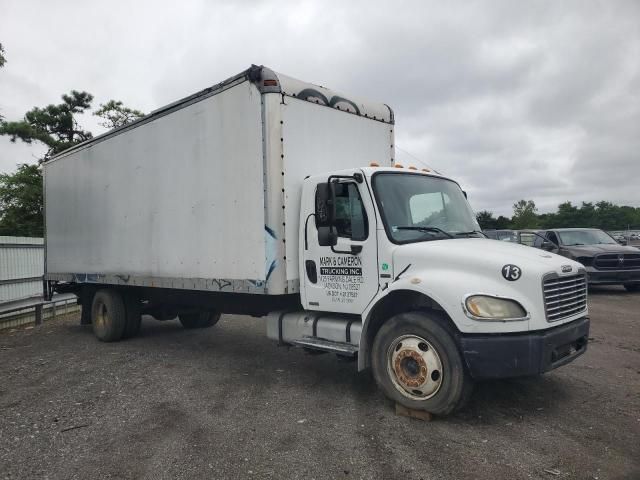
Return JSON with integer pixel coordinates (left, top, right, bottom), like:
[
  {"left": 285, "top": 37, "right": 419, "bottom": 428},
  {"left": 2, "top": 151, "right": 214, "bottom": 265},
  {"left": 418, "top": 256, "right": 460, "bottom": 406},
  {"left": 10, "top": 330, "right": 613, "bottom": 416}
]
[
  {"left": 593, "top": 253, "right": 640, "bottom": 270},
  {"left": 543, "top": 273, "right": 587, "bottom": 322}
]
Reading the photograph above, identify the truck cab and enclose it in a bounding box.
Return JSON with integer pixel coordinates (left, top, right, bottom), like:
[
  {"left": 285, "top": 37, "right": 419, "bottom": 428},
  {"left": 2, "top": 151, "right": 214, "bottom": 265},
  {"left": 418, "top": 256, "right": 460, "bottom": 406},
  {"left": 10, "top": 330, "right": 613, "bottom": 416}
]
[{"left": 280, "top": 166, "right": 590, "bottom": 414}]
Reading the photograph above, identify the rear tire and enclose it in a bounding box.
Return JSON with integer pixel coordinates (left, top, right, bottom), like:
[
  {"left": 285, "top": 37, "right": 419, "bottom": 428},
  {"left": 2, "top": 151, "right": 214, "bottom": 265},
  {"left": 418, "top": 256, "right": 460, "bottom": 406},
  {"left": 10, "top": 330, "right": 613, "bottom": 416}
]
[
  {"left": 371, "top": 311, "right": 473, "bottom": 416},
  {"left": 624, "top": 284, "right": 639, "bottom": 292},
  {"left": 91, "top": 289, "right": 127, "bottom": 342},
  {"left": 179, "top": 311, "right": 221, "bottom": 329}
]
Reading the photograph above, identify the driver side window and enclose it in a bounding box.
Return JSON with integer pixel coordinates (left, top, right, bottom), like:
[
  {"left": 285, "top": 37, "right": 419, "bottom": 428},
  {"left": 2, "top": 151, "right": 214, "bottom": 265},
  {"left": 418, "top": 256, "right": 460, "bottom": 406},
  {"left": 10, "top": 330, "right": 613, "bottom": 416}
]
[{"left": 333, "top": 183, "right": 368, "bottom": 241}]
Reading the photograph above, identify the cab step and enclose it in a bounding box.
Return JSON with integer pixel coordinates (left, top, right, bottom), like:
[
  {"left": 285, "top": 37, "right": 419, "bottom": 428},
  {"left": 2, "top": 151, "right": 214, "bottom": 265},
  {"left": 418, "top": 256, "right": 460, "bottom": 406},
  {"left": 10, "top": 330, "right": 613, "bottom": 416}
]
[{"left": 292, "top": 337, "right": 358, "bottom": 356}]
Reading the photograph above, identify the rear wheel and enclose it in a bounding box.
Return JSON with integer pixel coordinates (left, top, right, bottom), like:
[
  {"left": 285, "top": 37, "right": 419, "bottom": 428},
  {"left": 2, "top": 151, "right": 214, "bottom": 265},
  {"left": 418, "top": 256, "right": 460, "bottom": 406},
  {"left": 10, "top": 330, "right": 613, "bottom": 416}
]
[
  {"left": 179, "top": 311, "right": 221, "bottom": 329},
  {"left": 371, "top": 311, "right": 473, "bottom": 416},
  {"left": 91, "top": 289, "right": 127, "bottom": 342},
  {"left": 624, "top": 284, "right": 639, "bottom": 293}
]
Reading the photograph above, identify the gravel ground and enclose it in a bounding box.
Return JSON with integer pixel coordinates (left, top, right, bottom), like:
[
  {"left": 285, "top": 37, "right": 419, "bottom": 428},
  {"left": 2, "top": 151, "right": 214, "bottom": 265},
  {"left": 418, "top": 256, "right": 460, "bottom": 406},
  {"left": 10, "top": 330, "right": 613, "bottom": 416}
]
[{"left": 1, "top": 287, "right": 638, "bottom": 480}]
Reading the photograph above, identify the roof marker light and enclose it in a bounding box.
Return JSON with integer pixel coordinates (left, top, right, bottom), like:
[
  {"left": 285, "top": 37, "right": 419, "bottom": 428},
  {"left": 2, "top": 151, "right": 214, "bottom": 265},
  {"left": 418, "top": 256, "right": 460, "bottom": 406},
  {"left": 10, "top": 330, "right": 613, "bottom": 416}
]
[
  {"left": 408, "top": 166, "right": 417, "bottom": 170},
  {"left": 422, "top": 168, "right": 431, "bottom": 172},
  {"left": 370, "top": 162, "right": 380, "bottom": 167},
  {"left": 394, "top": 164, "right": 404, "bottom": 168}
]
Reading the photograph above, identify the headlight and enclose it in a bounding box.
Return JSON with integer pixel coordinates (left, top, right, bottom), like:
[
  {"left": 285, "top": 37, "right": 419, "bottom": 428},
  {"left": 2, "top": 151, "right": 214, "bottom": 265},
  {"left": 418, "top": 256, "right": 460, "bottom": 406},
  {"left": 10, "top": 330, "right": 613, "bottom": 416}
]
[{"left": 464, "top": 295, "right": 527, "bottom": 320}]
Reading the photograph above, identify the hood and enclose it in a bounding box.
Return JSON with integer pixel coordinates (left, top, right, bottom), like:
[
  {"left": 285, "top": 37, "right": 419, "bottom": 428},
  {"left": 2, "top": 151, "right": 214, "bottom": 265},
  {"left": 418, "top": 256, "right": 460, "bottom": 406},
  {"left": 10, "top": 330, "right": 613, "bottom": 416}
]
[
  {"left": 388, "top": 238, "right": 586, "bottom": 333},
  {"left": 393, "top": 238, "right": 578, "bottom": 273},
  {"left": 563, "top": 243, "right": 639, "bottom": 256}
]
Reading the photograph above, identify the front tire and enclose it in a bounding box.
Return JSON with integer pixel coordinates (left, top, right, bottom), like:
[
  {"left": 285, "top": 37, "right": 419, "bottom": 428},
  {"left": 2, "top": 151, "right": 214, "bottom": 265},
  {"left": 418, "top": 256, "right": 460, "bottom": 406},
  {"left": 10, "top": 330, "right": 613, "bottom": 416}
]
[
  {"left": 371, "top": 311, "right": 472, "bottom": 416},
  {"left": 179, "top": 311, "right": 221, "bottom": 329},
  {"left": 624, "top": 284, "right": 639, "bottom": 292},
  {"left": 91, "top": 289, "right": 127, "bottom": 342}
]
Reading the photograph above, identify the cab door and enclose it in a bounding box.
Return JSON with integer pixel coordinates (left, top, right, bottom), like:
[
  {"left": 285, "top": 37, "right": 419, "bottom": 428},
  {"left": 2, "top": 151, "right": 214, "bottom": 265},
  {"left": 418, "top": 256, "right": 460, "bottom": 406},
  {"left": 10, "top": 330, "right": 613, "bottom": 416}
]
[{"left": 301, "top": 178, "right": 379, "bottom": 315}]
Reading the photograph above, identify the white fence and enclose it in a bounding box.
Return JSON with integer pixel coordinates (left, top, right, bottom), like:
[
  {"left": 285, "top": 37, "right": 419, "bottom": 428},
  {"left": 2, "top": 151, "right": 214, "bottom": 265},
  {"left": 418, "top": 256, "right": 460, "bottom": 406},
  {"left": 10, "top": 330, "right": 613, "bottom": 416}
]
[
  {"left": 0, "top": 236, "right": 44, "bottom": 302},
  {"left": 0, "top": 236, "right": 78, "bottom": 329}
]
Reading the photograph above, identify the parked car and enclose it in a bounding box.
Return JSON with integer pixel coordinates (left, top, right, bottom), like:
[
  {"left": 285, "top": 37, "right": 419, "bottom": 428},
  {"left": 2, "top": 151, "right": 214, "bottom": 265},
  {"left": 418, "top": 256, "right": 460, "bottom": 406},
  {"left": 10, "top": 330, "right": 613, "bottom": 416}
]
[
  {"left": 483, "top": 229, "right": 518, "bottom": 242},
  {"left": 484, "top": 229, "right": 539, "bottom": 246},
  {"left": 612, "top": 234, "right": 627, "bottom": 245},
  {"left": 517, "top": 231, "right": 539, "bottom": 247},
  {"left": 533, "top": 228, "right": 640, "bottom": 292}
]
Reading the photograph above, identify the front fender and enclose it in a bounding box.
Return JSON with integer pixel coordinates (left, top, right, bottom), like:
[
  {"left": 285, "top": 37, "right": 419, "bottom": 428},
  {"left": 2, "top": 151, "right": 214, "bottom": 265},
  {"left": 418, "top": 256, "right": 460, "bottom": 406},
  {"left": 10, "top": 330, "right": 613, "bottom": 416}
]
[{"left": 358, "top": 268, "right": 535, "bottom": 371}]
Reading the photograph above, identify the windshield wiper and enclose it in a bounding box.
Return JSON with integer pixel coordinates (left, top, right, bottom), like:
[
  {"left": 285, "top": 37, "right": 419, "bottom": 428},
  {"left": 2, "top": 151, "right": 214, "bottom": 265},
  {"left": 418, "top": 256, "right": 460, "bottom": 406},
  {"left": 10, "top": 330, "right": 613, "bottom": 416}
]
[
  {"left": 565, "top": 243, "right": 585, "bottom": 246},
  {"left": 453, "top": 230, "right": 487, "bottom": 238},
  {"left": 395, "top": 226, "right": 454, "bottom": 238}
]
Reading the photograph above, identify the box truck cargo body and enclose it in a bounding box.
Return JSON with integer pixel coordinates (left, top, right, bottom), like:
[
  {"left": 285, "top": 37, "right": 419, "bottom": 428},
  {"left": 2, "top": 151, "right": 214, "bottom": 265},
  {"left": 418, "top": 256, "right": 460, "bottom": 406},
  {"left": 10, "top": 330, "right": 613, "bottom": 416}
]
[
  {"left": 45, "top": 67, "right": 393, "bottom": 296},
  {"left": 45, "top": 66, "right": 590, "bottom": 415}
]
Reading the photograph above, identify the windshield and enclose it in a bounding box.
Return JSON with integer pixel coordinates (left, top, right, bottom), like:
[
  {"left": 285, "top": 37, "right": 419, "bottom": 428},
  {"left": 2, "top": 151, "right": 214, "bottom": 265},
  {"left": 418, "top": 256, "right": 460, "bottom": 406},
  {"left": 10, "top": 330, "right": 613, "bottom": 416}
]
[
  {"left": 372, "top": 173, "right": 481, "bottom": 243},
  {"left": 558, "top": 230, "right": 617, "bottom": 246}
]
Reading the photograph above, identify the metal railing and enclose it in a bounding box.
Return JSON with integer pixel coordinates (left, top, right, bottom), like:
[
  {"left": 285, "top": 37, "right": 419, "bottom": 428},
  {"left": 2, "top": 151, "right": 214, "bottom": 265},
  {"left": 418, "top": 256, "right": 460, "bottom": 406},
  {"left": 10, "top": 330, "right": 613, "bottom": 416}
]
[{"left": 0, "top": 293, "right": 79, "bottom": 330}]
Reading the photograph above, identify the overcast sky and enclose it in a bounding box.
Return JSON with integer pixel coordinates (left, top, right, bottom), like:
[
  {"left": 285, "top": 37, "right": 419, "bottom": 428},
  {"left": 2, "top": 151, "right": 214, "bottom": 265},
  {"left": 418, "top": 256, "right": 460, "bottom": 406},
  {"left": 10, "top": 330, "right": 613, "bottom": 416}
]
[{"left": 1, "top": 0, "right": 639, "bottom": 216}]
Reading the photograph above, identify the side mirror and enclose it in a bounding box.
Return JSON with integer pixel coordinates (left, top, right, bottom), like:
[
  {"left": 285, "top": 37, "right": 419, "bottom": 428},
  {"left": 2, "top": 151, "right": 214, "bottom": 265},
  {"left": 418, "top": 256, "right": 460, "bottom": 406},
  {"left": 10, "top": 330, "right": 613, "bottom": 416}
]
[
  {"left": 318, "top": 226, "right": 338, "bottom": 247},
  {"left": 541, "top": 240, "right": 556, "bottom": 251},
  {"left": 315, "top": 182, "right": 336, "bottom": 227}
]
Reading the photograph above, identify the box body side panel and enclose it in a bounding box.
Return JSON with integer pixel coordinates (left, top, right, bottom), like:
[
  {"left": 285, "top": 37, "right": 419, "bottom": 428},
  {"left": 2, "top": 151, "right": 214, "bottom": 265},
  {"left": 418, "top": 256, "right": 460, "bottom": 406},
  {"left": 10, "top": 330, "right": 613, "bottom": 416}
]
[{"left": 45, "top": 82, "right": 268, "bottom": 284}]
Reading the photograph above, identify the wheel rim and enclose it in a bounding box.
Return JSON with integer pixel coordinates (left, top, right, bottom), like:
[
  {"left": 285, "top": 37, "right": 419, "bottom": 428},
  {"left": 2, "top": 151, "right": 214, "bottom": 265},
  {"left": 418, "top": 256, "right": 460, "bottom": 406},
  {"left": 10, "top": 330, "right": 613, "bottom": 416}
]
[{"left": 387, "top": 334, "right": 444, "bottom": 400}]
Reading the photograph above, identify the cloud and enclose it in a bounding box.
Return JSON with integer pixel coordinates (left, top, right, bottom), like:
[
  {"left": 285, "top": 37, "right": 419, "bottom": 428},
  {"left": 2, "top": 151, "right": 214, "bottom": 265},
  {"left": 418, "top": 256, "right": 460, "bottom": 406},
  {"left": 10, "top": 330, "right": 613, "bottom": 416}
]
[{"left": 1, "top": 0, "right": 638, "bottom": 216}]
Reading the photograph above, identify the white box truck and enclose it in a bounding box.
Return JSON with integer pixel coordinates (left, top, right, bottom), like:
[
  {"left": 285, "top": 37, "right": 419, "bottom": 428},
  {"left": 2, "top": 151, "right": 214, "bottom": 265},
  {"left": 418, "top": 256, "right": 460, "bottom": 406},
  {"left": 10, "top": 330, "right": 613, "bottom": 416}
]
[{"left": 44, "top": 65, "right": 590, "bottom": 415}]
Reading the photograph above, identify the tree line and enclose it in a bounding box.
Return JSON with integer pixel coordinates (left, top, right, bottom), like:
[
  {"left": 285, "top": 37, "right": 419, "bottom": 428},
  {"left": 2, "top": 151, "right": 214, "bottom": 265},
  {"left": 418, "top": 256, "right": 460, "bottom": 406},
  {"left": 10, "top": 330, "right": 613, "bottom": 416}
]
[
  {"left": 0, "top": 42, "right": 144, "bottom": 236},
  {"left": 477, "top": 199, "right": 640, "bottom": 232}
]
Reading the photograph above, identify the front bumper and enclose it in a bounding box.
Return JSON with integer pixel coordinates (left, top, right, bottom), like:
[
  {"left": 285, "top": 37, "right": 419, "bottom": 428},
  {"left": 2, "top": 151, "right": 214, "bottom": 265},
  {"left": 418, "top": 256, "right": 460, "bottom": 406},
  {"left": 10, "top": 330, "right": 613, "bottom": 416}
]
[
  {"left": 459, "top": 317, "right": 590, "bottom": 380},
  {"left": 584, "top": 267, "right": 640, "bottom": 285}
]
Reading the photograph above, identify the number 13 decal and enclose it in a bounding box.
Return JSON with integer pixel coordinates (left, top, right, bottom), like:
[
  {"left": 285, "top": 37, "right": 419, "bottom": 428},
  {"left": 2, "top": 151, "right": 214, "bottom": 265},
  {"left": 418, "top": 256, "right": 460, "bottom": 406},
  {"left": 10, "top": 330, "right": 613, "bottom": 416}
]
[{"left": 502, "top": 264, "right": 522, "bottom": 281}]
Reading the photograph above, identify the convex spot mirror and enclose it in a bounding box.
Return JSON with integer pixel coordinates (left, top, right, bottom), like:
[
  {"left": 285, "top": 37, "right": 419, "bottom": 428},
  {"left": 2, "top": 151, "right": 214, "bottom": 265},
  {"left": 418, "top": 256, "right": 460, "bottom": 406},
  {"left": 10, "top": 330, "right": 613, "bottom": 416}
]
[{"left": 315, "top": 182, "right": 336, "bottom": 227}]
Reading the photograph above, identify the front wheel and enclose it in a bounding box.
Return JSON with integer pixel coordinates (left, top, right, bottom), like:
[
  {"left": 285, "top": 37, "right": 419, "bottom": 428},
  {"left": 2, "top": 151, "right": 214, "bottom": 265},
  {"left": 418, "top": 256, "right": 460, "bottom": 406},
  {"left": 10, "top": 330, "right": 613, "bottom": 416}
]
[
  {"left": 624, "top": 284, "right": 639, "bottom": 293},
  {"left": 179, "top": 311, "right": 221, "bottom": 329},
  {"left": 371, "top": 312, "right": 473, "bottom": 416}
]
